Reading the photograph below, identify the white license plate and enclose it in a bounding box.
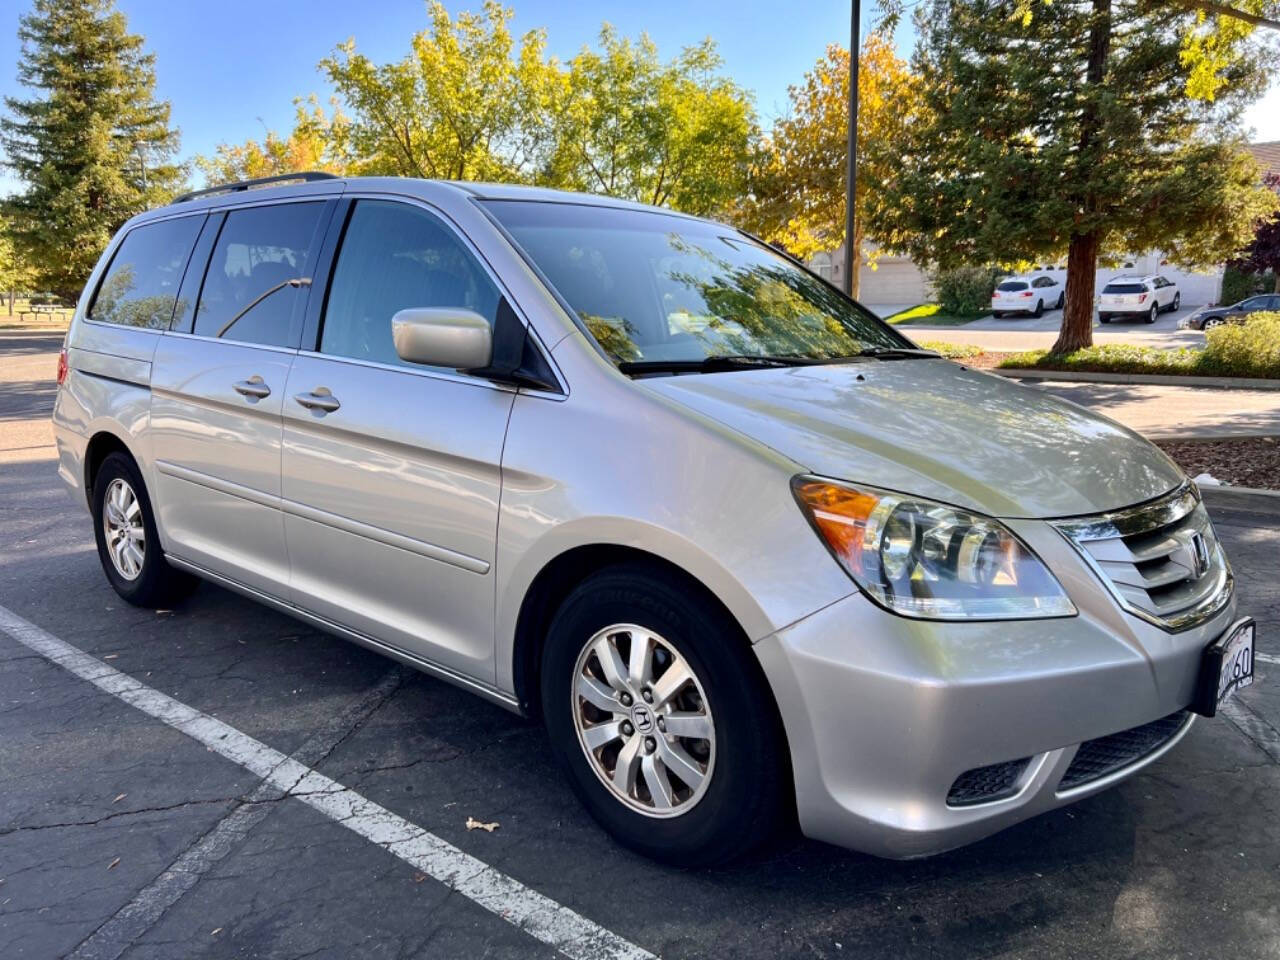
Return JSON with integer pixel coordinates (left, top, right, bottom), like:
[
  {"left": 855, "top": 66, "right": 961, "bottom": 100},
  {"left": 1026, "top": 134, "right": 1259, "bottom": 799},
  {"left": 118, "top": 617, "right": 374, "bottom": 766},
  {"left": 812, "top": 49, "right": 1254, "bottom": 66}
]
[{"left": 1194, "top": 619, "right": 1255, "bottom": 717}]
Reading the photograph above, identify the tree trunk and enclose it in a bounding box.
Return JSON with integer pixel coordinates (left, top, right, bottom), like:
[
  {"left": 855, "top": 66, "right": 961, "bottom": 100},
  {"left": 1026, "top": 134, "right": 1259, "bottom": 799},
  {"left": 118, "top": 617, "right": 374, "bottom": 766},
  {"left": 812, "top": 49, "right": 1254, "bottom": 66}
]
[
  {"left": 1052, "top": 232, "right": 1101, "bottom": 353},
  {"left": 1273, "top": 271, "right": 1279, "bottom": 294}
]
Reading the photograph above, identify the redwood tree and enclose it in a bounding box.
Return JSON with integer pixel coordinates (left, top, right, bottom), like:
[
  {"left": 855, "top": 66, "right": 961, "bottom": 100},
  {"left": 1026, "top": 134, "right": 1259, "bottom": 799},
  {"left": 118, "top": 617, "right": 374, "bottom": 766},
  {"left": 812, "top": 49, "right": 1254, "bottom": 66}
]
[{"left": 868, "top": 0, "right": 1277, "bottom": 352}]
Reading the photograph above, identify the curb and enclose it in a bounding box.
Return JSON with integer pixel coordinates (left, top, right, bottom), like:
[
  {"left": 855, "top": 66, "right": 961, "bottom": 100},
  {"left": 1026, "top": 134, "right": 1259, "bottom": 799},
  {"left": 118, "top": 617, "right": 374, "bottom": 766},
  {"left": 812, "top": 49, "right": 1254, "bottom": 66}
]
[
  {"left": 0, "top": 328, "right": 67, "bottom": 336},
  {"left": 993, "top": 368, "right": 1280, "bottom": 391},
  {"left": 1200, "top": 485, "right": 1280, "bottom": 513}
]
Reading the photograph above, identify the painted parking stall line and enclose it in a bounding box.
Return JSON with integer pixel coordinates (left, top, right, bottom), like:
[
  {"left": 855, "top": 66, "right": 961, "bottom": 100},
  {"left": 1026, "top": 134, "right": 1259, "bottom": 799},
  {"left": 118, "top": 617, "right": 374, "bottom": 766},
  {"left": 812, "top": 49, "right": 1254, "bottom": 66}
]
[{"left": 0, "top": 603, "right": 657, "bottom": 960}]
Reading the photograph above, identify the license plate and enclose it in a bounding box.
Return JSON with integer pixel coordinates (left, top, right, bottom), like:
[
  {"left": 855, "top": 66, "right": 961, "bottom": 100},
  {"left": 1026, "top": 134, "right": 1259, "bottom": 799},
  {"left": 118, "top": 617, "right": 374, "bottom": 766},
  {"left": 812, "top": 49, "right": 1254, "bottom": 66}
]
[{"left": 1192, "top": 619, "right": 1255, "bottom": 717}]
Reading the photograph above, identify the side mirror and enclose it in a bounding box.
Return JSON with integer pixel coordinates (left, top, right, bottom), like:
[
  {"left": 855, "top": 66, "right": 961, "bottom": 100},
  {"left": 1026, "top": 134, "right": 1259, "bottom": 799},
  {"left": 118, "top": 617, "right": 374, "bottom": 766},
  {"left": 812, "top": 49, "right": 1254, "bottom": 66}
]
[{"left": 391, "top": 308, "right": 493, "bottom": 370}]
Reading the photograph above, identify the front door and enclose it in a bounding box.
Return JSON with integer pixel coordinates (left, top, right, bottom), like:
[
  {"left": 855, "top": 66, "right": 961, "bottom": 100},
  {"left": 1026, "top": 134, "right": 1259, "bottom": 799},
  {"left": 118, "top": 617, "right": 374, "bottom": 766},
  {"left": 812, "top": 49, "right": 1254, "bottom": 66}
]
[
  {"left": 281, "top": 198, "right": 515, "bottom": 681},
  {"left": 150, "top": 199, "right": 332, "bottom": 596}
]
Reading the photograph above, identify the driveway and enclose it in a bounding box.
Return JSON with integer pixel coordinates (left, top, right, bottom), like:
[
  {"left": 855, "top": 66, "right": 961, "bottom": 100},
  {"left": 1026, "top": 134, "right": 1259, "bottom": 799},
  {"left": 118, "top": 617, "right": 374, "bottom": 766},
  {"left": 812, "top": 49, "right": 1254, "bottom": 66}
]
[{"left": 4, "top": 333, "right": 1280, "bottom": 960}]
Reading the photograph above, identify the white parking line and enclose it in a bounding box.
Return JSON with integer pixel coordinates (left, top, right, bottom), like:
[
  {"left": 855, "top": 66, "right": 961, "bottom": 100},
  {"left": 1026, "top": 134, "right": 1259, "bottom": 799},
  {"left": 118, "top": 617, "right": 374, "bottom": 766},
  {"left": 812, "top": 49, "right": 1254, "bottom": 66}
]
[
  {"left": 0, "top": 603, "right": 656, "bottom": 960},
  {"left": 1256, "top": 652, "right": 1280, "bottom": 666}
]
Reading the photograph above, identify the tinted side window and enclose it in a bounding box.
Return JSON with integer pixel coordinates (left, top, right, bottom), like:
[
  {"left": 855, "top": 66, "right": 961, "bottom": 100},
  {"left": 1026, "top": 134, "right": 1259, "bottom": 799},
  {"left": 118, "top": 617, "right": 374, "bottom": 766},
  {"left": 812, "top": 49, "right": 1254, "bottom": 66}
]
[
  {"left": 319, "top": 200, "right": 499, "bottom": 368},
  {"left": 193, "top": 202, "right": 325, "bottom": 347},
  {"left": 90, "top": 216, "right": 203, "bottom": 329}
]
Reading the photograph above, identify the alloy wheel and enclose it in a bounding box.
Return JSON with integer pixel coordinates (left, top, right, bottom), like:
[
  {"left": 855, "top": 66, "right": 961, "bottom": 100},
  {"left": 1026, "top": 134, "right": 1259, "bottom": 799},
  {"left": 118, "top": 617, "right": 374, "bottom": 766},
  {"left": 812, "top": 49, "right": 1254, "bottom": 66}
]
[
  {"left": 102, "top": 477, "right": 145, "bottom": 580},
  {"left": 571, "top": 623, "right": 715, "bottom": 818}
]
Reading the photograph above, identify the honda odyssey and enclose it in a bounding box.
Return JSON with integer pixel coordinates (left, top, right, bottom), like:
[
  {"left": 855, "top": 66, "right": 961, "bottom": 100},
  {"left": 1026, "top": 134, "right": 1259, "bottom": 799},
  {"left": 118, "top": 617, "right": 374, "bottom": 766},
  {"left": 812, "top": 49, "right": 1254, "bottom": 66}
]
[{"left": 53, "top": 173, "right": 1255, "bottom": 865}]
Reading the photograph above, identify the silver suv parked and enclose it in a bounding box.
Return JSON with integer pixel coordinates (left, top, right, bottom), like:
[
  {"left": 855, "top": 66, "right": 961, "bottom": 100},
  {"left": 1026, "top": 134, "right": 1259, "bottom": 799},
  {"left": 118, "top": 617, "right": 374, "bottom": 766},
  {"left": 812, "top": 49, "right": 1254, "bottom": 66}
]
[{"left": 54, "top": 174, "right": 1255, "bottom": 865}]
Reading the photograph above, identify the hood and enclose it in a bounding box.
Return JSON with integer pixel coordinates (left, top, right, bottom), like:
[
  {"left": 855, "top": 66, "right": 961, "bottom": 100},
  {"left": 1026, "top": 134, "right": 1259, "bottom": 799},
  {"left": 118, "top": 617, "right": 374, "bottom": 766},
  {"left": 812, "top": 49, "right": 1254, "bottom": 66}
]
[{"left": 641, "top": 359, "right": 1183, "bottom": 519}]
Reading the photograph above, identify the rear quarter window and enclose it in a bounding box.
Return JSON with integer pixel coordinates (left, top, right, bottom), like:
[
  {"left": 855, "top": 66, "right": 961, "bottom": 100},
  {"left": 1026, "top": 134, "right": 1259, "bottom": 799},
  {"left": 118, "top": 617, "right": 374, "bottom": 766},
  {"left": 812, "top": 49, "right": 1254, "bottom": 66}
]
[{"left": 89, "top": 216, "right": 204, "bottom": 329}]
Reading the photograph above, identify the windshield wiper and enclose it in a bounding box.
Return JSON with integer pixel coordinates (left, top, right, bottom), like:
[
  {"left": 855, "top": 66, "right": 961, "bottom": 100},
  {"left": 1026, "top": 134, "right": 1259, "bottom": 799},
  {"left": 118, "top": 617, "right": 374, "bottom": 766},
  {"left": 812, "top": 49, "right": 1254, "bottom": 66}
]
[
  {"left": 853, "top": 346, "right": 941, "bottom": 360},
  {"left": 619, "top": 354, "right": 822, "bottom": 375}
]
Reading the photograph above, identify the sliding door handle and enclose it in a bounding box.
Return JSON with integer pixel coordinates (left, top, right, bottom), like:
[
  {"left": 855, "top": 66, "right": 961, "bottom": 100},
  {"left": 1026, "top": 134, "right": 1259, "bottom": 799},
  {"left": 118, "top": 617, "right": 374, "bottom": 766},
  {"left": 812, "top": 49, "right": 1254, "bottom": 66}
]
[
  {"left": 294, "top": 389, "right": 340, "bottom": 413},
  {"left": 232, "top": 377, "right": 271, "bottom": 400}
]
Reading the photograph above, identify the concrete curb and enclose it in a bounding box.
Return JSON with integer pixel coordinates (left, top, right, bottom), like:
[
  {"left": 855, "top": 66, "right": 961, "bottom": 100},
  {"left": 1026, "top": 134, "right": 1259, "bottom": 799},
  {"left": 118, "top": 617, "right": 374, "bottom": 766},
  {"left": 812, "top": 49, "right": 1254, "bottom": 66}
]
[
  {"left": 994, "top": 368, "right": 1280, "bottom": 391},
  {"left": 0, "top": 327, "right": 66, "bottom": 337},
  {"left": 1200, "top": 485, "right": 1280, "bottom": 513}
]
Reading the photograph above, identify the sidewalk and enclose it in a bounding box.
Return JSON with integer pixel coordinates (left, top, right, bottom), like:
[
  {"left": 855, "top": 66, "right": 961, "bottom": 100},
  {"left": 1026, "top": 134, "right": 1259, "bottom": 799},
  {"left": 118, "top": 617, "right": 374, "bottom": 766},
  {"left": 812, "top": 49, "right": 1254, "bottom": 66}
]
[{"left": 1017, "top": 379, "right": 1280, "bottom": 439}]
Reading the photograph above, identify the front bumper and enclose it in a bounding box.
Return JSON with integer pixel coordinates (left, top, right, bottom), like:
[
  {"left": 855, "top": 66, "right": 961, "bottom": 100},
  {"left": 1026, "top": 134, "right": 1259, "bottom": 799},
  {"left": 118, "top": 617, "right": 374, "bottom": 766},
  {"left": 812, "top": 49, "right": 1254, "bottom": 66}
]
[{"left": 755, "top": 518, "right": 1238, "bottom": 859}]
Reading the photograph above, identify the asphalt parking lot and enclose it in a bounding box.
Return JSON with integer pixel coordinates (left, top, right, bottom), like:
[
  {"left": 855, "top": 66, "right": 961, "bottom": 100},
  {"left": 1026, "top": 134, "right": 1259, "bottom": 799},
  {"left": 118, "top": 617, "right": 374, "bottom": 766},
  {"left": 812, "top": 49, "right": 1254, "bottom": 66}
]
[{"left": 3, "top": 332, "right": 1279, "bottom": 960}]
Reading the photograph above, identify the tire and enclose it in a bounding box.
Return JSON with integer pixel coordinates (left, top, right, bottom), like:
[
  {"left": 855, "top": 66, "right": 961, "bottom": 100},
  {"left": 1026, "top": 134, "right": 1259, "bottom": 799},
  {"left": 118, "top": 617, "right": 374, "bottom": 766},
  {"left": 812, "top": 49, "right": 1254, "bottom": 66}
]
[
  {"left": 1099, "top": 314, "right": 1110, "bottom": 324},
  {"left": 1056, "top": 292, "right": 1065, "bottom": 309},
  {"left": 1171, "top": 293, "right": 1181, "bottom": 312},
  {"left": 992, "top": 311, "right": 1004, "bottom": 319},
  {"left": 91, "top": 452, "right": 196, "bottom": 607},
  {"left": 540, "top": 564, "right": 790, "bottom": 866},
  {"left": 1033, "top": 299, "right": 1044, "bottom": 318},
  {"left": 1204, "top": 317, "right": 1225, "bottom": 330},
  {"left": 1146, "top": 302, "right": 1158, "bottom": 324}
]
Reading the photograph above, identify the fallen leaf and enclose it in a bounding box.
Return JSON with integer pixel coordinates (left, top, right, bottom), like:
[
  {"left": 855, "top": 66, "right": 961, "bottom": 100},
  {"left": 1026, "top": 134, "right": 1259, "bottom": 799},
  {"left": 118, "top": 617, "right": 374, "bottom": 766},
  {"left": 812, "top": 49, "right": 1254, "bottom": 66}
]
[
  {"left": 465, "top": 817, "right": 499, "bottom": 833},
  {"left": 211, "top": 928, "right": 222, "bottom": 936},
  {"left": 413, "top": 873, "right": 426, "bottom": 883},
  {"left": 107, "top": 857, "right": 120, "bottom": 870},
  {"left": 112, "top": 793, "right": 126, "bottom": 804},
  {"left": 103, "top": 654, "right": 118, "bottom": 660}
]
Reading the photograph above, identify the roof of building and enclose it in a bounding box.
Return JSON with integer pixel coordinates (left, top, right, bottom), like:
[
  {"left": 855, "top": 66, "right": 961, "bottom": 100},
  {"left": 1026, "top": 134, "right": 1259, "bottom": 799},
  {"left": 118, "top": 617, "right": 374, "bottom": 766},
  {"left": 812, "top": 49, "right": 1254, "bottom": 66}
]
[{"left": 1247, "top": 140, "right": 1280, "bottom": 179}]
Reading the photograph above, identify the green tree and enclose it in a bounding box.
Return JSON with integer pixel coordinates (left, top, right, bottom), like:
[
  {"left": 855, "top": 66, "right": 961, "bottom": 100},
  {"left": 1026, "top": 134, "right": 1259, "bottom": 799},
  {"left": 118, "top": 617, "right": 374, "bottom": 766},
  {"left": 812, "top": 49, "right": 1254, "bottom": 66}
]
[
  {"left": 197, "top": 97, "right": 350, "bottom": 185},
  {"left": 546, "top": 29, "right": 756, "bottom": 217},
  {"left": 742, "top": 32, "right": 920, "bottom": 298},
  {"left": 319, "top": 1, "right": 561, "bottom": 181},
  {"left": 1, "top": 0, "right": 184, "bottom": 300},
  {"left": 873, "top": 0, "right": 1278, "bottom": 352}
]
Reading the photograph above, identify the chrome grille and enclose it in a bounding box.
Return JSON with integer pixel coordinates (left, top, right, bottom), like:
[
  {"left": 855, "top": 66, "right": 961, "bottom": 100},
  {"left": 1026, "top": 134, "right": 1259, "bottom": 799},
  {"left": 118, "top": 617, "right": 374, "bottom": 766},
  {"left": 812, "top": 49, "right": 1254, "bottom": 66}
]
[{"left": 1053, "top": 482, "right": 1232, "bottom": 630}]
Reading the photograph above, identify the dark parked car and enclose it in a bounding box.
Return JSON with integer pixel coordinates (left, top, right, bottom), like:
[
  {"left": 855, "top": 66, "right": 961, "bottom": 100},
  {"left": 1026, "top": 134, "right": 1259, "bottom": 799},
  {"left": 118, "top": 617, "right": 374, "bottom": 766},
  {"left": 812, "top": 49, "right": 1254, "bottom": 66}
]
[{"left": 1179, "top": 294, "right": 1280, "bottom": 330}]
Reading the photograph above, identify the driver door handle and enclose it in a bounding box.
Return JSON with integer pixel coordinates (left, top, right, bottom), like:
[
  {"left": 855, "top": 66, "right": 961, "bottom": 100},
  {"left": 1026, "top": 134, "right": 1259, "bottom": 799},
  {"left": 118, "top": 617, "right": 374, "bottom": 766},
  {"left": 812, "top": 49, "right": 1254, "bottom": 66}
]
[
  {"left": 294, "top": 389, "right": 340, "bottom": 413},
  {"left": 232, "top": 377, "right": 271, "bottom": 400}
]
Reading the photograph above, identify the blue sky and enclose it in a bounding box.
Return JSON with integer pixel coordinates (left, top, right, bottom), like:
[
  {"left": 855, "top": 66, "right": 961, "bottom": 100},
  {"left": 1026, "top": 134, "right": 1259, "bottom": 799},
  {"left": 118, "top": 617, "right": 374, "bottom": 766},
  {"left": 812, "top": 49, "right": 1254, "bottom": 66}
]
[{"left": 1, "top": 0, "right": 1278, "bottom": 196}]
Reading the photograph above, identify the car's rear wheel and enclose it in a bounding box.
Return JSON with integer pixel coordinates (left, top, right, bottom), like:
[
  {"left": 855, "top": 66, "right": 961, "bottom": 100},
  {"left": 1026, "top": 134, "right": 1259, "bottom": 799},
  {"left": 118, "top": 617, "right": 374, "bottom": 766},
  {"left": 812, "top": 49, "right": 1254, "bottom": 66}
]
[
  {"left": 92, "top": 452, "right": 195, "bottom": 607},
  {"left": 1171, "top": 292, "right": 1181, "bottom": 312},
  {"left": 1146, "top": 302, "right": 1159, "bottom": 324},
  {"left": 992, "top": 311, "right": 1004, "bottom": 319},
  {"left": 1099, "top": 313, "right": 1110, "bottom": 324},
  {"left": 1033, "top": 299, "right": 1044, "bottom": 318},
  {"left": 540, "top": 565, "right": 789, "bottom": 866}
]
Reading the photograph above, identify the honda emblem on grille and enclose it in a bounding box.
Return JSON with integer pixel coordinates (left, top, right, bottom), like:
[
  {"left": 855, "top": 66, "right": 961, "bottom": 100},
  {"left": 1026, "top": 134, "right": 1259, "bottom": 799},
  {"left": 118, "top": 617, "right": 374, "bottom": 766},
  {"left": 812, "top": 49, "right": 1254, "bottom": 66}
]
[{"left": 1190, "top": 532, "right": 1210, "bottom": 578}]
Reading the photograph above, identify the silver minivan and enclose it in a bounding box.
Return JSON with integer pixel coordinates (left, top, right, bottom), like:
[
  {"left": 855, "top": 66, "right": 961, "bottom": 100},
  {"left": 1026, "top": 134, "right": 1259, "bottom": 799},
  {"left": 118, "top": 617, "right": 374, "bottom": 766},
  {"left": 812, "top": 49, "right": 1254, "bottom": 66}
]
[{"left": 53, "top": 173, "right": 1254, "bottom": 865}]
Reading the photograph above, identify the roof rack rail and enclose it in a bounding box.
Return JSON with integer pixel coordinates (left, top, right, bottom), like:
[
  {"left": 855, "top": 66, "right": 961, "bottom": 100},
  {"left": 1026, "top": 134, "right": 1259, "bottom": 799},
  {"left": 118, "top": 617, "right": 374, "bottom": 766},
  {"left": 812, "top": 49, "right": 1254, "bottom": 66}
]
[{"left": 173, "top": 171, "right": 339, "bottom": 204}]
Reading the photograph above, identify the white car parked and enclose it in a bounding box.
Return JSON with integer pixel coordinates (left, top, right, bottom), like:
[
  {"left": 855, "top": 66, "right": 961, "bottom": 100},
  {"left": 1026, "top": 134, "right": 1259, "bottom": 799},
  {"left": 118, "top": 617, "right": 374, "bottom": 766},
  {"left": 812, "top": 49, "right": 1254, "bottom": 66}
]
[
  {"left": 991, "top": 273, "right": 1066, "bottom": 318},
  {"left": 1098, "top": 275, "right": 1181, "bottom": 324}
]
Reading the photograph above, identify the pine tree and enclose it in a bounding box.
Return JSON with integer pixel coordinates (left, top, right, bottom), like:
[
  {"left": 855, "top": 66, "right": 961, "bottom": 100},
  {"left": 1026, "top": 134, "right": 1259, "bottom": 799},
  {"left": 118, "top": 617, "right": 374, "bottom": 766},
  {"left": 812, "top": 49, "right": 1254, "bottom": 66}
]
[
  {"left": 1, "top": 0, "right": 183, "bottom": 300},
  {"left": 870, "top": 0, "right": 1278, "bottom": 352}
]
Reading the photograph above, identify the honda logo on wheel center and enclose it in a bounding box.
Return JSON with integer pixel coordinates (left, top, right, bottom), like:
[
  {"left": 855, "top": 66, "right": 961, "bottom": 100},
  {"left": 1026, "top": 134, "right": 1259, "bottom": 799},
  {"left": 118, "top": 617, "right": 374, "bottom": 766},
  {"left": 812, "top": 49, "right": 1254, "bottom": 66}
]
[{"left": 631, "top": 703, "right": 654, "bottom": 733}]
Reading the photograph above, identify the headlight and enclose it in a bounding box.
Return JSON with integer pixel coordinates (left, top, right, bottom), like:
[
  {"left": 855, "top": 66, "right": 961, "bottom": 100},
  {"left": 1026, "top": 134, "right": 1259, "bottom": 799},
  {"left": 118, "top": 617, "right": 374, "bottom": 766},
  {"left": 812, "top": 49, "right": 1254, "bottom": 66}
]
[{"left": 792, "top": 476, "right": 1076, "bottom": 620}]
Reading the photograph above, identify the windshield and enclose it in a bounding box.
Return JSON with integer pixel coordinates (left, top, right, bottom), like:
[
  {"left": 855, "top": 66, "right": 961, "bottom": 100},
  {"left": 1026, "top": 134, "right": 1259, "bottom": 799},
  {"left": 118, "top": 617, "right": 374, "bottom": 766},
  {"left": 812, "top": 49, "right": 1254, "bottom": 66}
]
[
  {"left": 482, "top": 201, "right": 913, "bottom": 366},
  {"left": 996, "top": 281, "right": 1028, "bottom": 292}
]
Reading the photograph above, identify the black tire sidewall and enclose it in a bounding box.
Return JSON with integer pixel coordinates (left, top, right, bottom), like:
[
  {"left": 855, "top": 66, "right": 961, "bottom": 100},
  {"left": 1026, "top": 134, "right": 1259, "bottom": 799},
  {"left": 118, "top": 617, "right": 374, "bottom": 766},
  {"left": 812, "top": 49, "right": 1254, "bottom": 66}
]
[
  {"left": 540, "top": 568, "right": 787, "bottom": 866},
  {"left": 91, "top": 453, "right": 178, "bottom": 606}
]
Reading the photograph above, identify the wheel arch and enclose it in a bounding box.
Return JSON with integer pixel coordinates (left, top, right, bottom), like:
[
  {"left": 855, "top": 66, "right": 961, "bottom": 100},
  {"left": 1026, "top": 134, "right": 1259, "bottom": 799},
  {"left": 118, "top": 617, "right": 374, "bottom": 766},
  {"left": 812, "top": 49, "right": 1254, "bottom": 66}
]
[
  {"left": 83, "top": 428, "right": 140, "bottom": 507},
  {"left": 510, "top": 543, "right": 758, "bottom": 719}
]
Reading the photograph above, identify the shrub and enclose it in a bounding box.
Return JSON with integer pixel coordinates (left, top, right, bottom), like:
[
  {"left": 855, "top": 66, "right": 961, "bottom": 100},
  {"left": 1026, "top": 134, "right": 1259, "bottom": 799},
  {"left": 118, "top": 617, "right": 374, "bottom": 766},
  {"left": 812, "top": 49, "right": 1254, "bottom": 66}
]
[
  {"left": 998, "top": 313, "right": 1280, "bottom": 380},
  {"left": 1201, "top": 312, "right": 1280, "bottom": 378},
  {"left": 1220, "top": 266, "right": 1276, "bottom": 305},
  {"left": 930, "top": 265, "right": 1004, "bottom": 315}
]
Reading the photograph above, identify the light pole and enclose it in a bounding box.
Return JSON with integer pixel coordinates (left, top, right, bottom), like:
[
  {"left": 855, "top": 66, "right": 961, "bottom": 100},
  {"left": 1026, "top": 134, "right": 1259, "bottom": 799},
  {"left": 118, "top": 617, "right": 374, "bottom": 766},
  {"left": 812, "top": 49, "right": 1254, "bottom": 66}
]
[{"left": 842, "top": 0, "right": 861, "bottom": 295}]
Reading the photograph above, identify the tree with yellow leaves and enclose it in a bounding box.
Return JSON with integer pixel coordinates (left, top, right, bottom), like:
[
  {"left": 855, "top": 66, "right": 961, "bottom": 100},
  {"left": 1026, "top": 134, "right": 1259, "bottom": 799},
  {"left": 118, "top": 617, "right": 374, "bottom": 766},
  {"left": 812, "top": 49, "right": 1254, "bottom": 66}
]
[
  {"left": 197, "top": 97, "right": 350, "bottom": 184},
  {"left": 743, "top": 33, "right": 919, "bottom": 299}
]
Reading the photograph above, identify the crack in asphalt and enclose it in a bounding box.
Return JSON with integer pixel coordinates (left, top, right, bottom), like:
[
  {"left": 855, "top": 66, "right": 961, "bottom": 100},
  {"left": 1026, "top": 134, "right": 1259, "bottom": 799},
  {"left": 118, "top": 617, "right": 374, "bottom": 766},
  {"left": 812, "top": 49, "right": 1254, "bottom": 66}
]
[{"left": 64, "top": 665, "right": 407, "bottom": 960}]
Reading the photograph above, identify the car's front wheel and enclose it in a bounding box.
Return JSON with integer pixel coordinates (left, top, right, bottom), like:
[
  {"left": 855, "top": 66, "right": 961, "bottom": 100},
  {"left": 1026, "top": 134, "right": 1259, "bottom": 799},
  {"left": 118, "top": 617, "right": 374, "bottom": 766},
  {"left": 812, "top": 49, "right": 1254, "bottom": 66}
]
[
  {"left": 1204, "top": 316, "right": 1225, "bottom": 330},
  {"left": 92, "top": 452, "right": 195, "bottom": 607},
  {"left": 1171, "top": 292, "right": 1181, "bottom": 312},
  {"left": 540, "top": 565, "right": 790, "bottom": 866}
]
